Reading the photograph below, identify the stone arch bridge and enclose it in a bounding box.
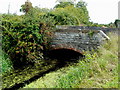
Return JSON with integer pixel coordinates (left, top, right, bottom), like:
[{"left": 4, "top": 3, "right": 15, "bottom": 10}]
[{"left": 46, "top": 26, "right": 118, "bottom": 60}]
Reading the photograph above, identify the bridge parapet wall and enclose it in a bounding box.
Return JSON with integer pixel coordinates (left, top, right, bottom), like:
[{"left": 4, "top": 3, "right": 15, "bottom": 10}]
[
  {"left": 49, "top": 29, "right": 109, "bottom": 54},
  {"left": 56, "top": 26, "right": 118, "bottom": 34}
]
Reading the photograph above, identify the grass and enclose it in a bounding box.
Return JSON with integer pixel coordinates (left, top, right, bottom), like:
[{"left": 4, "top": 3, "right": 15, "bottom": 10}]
[
  {"left": 24, "top": 32, "right": 118, "bottom": 88},
  {"left": 0, "top": 48, "right": 13, "bottom": 74}
]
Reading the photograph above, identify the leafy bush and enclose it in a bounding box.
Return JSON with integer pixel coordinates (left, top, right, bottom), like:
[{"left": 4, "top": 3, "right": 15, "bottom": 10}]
[{"left": 1, "top": 13, "right": 54, "bottom": 68}]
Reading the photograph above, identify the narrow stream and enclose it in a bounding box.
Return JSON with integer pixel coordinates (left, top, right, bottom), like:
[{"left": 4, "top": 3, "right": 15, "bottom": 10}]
[{"left": 3, "top": 49, "right": 84, "bottom": 89}]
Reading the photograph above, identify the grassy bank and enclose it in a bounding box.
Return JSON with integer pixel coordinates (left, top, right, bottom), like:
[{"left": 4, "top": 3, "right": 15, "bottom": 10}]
[{"left": 24, "top": 32, "right": 118, "bottom": 88}]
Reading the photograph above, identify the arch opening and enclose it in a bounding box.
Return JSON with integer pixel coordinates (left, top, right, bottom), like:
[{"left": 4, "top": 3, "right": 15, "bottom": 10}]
[{"left": 46, "top": 48, "right": 83, "bottom": 61}]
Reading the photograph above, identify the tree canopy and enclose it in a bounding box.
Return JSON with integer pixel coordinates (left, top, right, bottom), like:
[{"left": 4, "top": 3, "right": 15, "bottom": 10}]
[
  {"left": 53, "top": 1, "right": 90, "bottom": 25},
  {"left": 54, "top": 2, "right": 74, "bottom": 8},
  {"left": 20, "top": 0, "right": 33, "bottom": 14},
  {"left": 114, "top": 19, "right": 120, "bottom": 28}
]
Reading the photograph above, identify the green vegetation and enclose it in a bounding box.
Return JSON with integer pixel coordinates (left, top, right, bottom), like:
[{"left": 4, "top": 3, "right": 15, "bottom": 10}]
[
  {"left": 0, "top": 49, "right": 13, "bottom": 73},
  {"left": 20, "top": 0, "right": 33, "bottom": 14},
  {"left": 1, "top": 0, "right": 118, "bottom": 89},
  {"left": 2, "top": 60, "right": 57, "bottom": 88},
  {"left": 1, "top": 0, "right": 91, "bottom": 71},
  {"left": 114, "top": 19, "right": 120, "bottom": 28},
  {"left": 24, "top": 33, "right": 118, "bottom": 88}
]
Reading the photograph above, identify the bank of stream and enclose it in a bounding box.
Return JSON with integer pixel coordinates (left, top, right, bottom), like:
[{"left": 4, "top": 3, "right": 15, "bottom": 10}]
[
  {"left": 2, "top": 58, "right": 57, "bottom": 89},
  {"left": 2, "top": 52, "right": 83, "bottom": 89}
]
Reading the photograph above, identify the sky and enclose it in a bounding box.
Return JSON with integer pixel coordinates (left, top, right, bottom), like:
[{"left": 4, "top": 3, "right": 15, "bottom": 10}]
[{"left": 0, "top": 0, "right": 119, "bottom": 24}]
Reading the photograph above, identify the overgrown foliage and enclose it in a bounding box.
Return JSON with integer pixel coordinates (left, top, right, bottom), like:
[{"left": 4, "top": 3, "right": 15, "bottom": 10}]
[
  {"left": 1, "top": 0, "right": 115, "bottom": 71},
  {"left": 1, "top": 12, "right": 54, "bottom": 68},
  {"left": 1, "top": 1, "right": 118, "bottom": 89},
  {"left": 1, "top": 0, "right": 92, "bottom": 69}
]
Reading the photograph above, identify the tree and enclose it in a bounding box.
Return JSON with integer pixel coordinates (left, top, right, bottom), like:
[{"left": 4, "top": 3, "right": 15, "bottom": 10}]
[
  {"left": 53, "top": 0, "right": 90, "bottom": 25},
  {"left": 76, "top": 0, "right": 87, "bottom": 8},
  {"left": 54, "top": 2, "right": 74, "bottom": 8},
  {"left": 114, "top": 19, "right": 120, "bottom": 28},
  {"left": 56, "top": 0, "right": 76, "bottom": 3},
  {"left": 75, "top": 1, "right": 89, "bottom": 24},
  {"left": 20, "top": 0, "right": 33, "bottom": 14}
]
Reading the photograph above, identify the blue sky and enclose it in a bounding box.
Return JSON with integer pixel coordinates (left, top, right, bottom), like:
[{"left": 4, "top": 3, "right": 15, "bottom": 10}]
[{"left": 0, "top": 0, "right": 119, "bottom": 24}]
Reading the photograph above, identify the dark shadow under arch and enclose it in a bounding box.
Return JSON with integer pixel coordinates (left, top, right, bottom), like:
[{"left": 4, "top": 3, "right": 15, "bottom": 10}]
[{"left": 46, "top": 48, "right": 83, "bottom": 61}]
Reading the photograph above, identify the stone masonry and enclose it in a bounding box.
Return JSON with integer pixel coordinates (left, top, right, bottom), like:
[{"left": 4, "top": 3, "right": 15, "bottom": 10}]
[{"left": 49, "top": 28, "right": 113, "bottom": 54}]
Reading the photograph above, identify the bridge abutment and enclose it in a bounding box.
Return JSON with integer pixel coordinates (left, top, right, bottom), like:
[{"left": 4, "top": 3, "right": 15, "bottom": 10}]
[{"left": 46, "top": 26, "right": 118, "bottom": 60}]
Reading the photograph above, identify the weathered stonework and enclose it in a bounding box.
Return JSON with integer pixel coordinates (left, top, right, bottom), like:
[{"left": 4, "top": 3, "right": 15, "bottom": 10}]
[
  {"left": 49, "top": 28, "right": 111, "bottom": 54},
  {"left": 56, "top": 25, "right": 118, "bottom": 33}
]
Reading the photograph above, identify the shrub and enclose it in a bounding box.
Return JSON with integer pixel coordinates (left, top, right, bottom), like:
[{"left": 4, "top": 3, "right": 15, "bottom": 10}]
[{"left": 2, "top": 14, "right": 54, "bottom": 68}]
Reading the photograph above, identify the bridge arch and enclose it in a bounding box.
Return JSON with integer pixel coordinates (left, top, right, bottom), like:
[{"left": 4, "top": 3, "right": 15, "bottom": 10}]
[
  {"left": 46, "top": 47, "right": 83, "bottom": 61},
  {"left": 46, "top": 28, "right": 112, "bottom": 60}
]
